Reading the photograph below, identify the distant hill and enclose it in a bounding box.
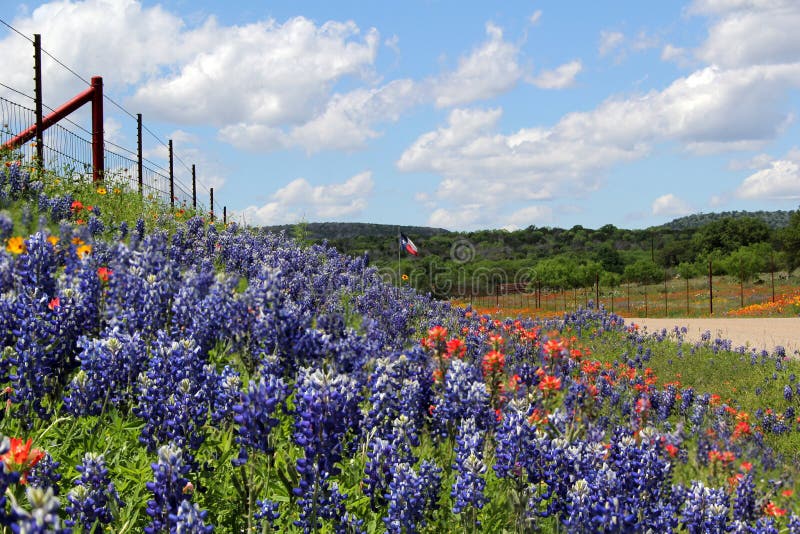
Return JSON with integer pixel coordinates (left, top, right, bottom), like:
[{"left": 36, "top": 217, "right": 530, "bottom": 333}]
[
  {"left": 259, "top": 221, "right": 451, "bottom": 240},
  {"left": 656, "top": 210, "right": 794, "bottom": 231}
]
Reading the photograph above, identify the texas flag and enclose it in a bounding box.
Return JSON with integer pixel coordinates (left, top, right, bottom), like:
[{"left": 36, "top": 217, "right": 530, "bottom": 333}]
[{"left": 399, "top": 233, "right": 418, "bottom": 256}]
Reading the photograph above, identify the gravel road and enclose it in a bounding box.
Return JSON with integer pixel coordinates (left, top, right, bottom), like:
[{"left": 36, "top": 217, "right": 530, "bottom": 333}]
[{"left": 625, "top": 317, "right": 800, "bottom": 356}]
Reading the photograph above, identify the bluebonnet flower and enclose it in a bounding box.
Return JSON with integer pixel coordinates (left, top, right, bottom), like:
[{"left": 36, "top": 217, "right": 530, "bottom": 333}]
[
  {"left": 135, "top": 335, "right": 215, "bottom": 453},
  {"left": 292, "top": 367, "right": 362, "bottom": 533},
  {"left": 254, "top": 500, "right": 280, "bottom": 532},
  {"left": 27, "top": 453, "right": 61, "bottom": 496},
  {"left": 145, "top": 443, "right": 209, "bottom": 534},
  {"left": 64, "top": 330, "right": 148, "bottom": 416},
  {"left": 383, "top": 461, "right": 440, "bottom": 534},
  {"left": 65, "top": 452, "right": 123, "bottom": 529},
  {"left": 451, "top": 417, "right": 487, "bottom": 518},
  {"left": 432, "top": 359, "right": 492, "bottom": 438},
  {"left": 679, "top": 480, "right": 729, "bottom": 533},
  {"left": 0, "top": 212, "right": 12, "bottom": 240},
  {"left": 231, "top": 370, "right": 287, "bottom": 466},
  {"left": 10, "top": 486, "right": 69, "bottom": 533},
  {"left": 168, "top": 500, "right": 213, "bottom": 533}
]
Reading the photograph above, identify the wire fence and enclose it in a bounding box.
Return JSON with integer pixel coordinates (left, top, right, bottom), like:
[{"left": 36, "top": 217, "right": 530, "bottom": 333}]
[
  {"left": 1, "top": 19, "right": 223, "bottom": 218},
  {"left": 1, "top": 95, "right": 204, "bottom": 212}
]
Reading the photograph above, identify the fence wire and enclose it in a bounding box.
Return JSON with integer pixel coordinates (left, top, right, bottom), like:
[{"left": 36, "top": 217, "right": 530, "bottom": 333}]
[{"left": 1, "top": 95, "right": 207, "bottom": 213}]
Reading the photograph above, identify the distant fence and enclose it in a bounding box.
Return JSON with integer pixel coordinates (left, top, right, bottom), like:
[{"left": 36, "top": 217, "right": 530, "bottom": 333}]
[{"left": 0, "top": 27, "right": 226, "bottom": 221}]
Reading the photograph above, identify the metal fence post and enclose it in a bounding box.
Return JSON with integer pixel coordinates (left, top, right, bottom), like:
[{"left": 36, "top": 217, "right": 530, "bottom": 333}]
[
  {"left": 137, "top": 113, "right": 143, "bottom": 196},
  {"left": 210, "top": 187, "right": 214, "bottom": 221},
  {"left": 191, "top": 164, "right": 196, "bottom": 209},
  {"left": 223, "top": 206, "right": 226, "bottom": 225},
  {"left": 168, "top": 139, "right": 174, "bottom": 209},
  {"left": 33, "top": 34, "right": 44, "bottom": 171}
]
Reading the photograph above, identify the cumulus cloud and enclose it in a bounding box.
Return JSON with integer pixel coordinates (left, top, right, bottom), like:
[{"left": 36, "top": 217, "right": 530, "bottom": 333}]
[
  {"left": 530, "top": 60, "right": 582, "bottom": 89},
  {"left": 398, "top": 62, "right": 800, "bottom": 228},
  {"left": 432, "top": 22, "right": 524, "bottom": 107},
  {"left": 661, "top": 44, "right": 687, "bottom": 63},
  {"left": 240, "top": 171, "right": 373, "bottom": 225},
  {"left": 691, "top": 0, "right": 800, "bottom": 68},
  {"left": 736, "top": 150, "right": 800, "bottom": 200},
  {"left": 652, "top": 193, "right": 693, "bottom": 216},
  {"left": 130, "top": 17, "right": 379, "bottom": 127},
  {"left": 599, "top": 30, "right": 624, "bottom": 56},
  {"left": 0, "top": 0, "right": 188, "bottom": 104}
]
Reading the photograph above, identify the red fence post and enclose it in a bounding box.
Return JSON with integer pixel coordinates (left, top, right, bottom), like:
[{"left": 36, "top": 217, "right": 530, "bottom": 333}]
[{"left": 91, "top": 76, "right": 104, "bottom": 183}]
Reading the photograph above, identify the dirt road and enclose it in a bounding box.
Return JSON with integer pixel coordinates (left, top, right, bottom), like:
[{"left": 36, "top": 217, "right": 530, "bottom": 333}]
[{"left": 625, "top": 317, "right": 800, "bottom": 356}]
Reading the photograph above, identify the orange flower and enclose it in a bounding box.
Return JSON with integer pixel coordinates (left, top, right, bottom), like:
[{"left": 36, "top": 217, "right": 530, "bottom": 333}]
[
  {"left": 5, "top": 236, "right": 25, "bottom": 255},
  {"left": 76, "top": 244, "right": 92, "bottom": 258},
  {"left": 538, "top": 374, "right": 562, "bottom": 394},
  {"left": 664, "top": 444, "right": 678, "bottom": 457},
  {"left": 70, "top": 200, "right": 83, "bottom": 212},
  {"left": 1, "top": 437, "right": 45, "bottom": 484},
  {"left": 782, "top": 489, "right": 794, "bottom": 498},
  {"left": 48, "top": 297, "right": 60, "bottom": 311},
  {"left": 46, "top": 235, "right": 59, "bottom": 247}
]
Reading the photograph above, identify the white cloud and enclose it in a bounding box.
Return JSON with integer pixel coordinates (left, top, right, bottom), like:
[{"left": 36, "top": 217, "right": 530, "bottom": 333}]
[
  {"left": 599, "top": 30, "right": 624, "bottom": 56},
  {"left": 652, "top": 193, "right": 693, "bottom": 216},
  {"left": 692, "top": 0, "right": 800, "bottom": 68},
  {"left": 432, "top": 22, "right": 523, "bottom": 107},
  {"left": 131, "top": 17, "right": 379, "bottom": 127},
  {"left": 529, "top": 10, "right": 543, "bottom": 25},
  {"left": 505, "top": 205, "right": 554, "bottom": 226},
  {"left": 0, "top": 0, "right": 188, "bottom": 104},
  {"left": 241, "top": 171, "right": 373, "bottom": 225},
  {"left": 398, "top": 61, "right": 800, "bottom": 229},
  {"left": 661, "top": 44, "right": 687, "bottom": 63},
  {"left": 736, "top": 152, "right": 800, "bottom": 199},
  {"left": 530, "top": 60, "right": 582, "bottom": 89}
]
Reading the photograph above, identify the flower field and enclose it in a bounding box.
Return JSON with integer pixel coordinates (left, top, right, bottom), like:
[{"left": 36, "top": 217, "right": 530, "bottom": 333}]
[{"left": 3, "top": 164, "right": 800, "bottom": 532}]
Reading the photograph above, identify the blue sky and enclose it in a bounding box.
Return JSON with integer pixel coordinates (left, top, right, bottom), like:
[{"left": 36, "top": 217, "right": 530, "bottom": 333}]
[{"left": 3, "top": 0, "right": 800, "bottom": 231}]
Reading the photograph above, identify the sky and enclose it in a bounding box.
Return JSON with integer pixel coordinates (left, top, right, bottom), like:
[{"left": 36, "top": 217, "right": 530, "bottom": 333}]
[{"left": 2, "top": 0, "right": 800, "bottom": 231}]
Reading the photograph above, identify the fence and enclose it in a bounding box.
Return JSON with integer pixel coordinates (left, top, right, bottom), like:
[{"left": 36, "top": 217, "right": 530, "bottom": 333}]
[{"left": 0, "top": 25, "right": 226, "bottom": 221}]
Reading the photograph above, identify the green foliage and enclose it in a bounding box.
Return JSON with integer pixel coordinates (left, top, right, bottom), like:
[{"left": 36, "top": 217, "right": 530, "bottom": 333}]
[
  {"left": 722, "top": 243, "right": 771, "bottom": 283},
  {"left": 692, "top": 216, "right": 771, "bottom": 255},
  {"left": 780, "top": 208, "right": 800, "bottom": 271},
  {"left": 623, "top": 259, "right": 662, "bottom": 284}
]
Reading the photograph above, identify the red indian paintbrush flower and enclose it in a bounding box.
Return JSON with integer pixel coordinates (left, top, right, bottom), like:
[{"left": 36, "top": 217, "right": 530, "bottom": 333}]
[
  {"left": 97, "top": 267, "right": 113, "bottom": 283},
  {"left": 538, "top": 375, "right": 562, "bottom": 394},
  {"left": 1, "top": 437, "right": 45, "bottom": 484}
]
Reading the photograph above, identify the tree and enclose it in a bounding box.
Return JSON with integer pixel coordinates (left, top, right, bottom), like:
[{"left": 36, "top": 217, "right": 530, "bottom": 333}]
[
  {"left": 595, "top": 244, "right": 624, "bottom": 274},
  {"left": 692, "top": 217, "right": 771, "bottom": 255},
  {"left": 722, "top": 243, "right": 770, "bottom": 307},
  {"left": 780, "top": 208, "right": 800, "bottom": 272}
]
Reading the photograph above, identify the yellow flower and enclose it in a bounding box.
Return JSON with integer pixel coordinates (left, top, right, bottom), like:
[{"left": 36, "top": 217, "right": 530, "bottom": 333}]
[
  {"left": 71, "top": 237, "right": 84, "bottom": 246},
  {"left": 6, "top": 236, "right": 26, "bottom": 255},
  {"left": 96, "top": 187, "right": 107, "bottom": 195},
  {"left": 76, "top": 244, "right": 92, "bottom": 258},
  {"left": 401, "top": 274, "right": 409, "bottom": 281},
  {"left": 47, "top": 235, "right": 59, "bottom": 247},
  {"left": 113, "top": 187, "right": 121, "bottom": 194}
]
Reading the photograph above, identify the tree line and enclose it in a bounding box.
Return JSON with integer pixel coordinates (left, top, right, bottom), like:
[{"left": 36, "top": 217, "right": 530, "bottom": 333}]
[{"left": 270, "top": 210, "right": 800, "bottom": 299}]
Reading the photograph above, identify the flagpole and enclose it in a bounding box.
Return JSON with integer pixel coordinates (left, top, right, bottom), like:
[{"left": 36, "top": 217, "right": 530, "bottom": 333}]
[{"left": 397, "top": 227, "right": 401, "bottom": 289}]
